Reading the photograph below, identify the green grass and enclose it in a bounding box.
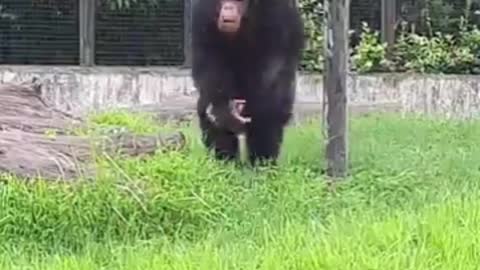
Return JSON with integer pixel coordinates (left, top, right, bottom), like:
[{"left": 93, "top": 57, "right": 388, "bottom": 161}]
[{"left": 2, "top": 112, "right": 480, "bottom": 269}]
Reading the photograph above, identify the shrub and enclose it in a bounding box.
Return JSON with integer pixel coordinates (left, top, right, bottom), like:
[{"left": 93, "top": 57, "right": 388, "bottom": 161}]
[
  {"left": 350, "top": 19, "right": 480, "bottom": 75},
  {"left": 298, "top": 0, "right": 324, "bottom": 72},
  {"left": 457, "top": 23, "right": 480, "bottom": 74},
  {"left": 390, "top": 20, "right": 474, "bottom": 74},
  {"left": 351, "top": 23, "right": 391, "bottom": 73},
  {"left": 298, "top": 0, "right": 480, "bottom": 75}
]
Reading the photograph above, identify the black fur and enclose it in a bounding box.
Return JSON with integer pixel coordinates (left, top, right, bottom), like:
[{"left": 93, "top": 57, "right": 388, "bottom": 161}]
[{"left": 191, "top": 0, "right": 305, "bottom": 164}]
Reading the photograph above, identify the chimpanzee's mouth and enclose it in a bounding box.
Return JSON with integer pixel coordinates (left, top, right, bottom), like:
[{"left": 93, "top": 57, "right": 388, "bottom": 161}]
[
  {"left": 218, "top": 17, "right": 240, "bottom": 33},
  {"left": 222, "top": 19, "right": 236, "bottom": 24}
]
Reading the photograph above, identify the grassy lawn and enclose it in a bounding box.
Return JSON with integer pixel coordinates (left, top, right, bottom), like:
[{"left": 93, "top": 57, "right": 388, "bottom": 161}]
[{"left": 1, "top": 112, "right": 480, "bottom": 269}]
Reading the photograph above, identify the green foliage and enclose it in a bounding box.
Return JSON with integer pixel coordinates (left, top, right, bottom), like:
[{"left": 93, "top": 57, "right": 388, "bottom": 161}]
[
  {"left": 418, "top": 0, "right": 461, "bottom": 35},
  {"left": 350, "top": 20, "right": 480, "bottom": 74},
  {"left": 298, "top": 0, "right": 324, "bottom": 72},
  {"left": 395, "top": 33, "right": 468, "bottom": 74},
  {"left": 351, "top": 23, "right": 390, "bottom": 73},
  {"left": 298, "top": 0, "right": 480, "bottom": 74},
  {"left": 458, "top": 23, "right": 480, "bottom": 74}
]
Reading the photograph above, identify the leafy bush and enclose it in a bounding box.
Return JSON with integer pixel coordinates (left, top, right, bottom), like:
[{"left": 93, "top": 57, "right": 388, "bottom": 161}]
[
  {"left": 391, "top": 21, "right": 476, "bottom": 74},
  {"left": 298, "top": 0, "right": 324, "bottom": 72},
  {"left": 351, "top": 23, "right": 391, "bottom": 73},
  {"left": 457, "top": 23, "right": 480, "bottom": 74},
  {"left": 349, "top": 20, "right": 480, "bottom": 74},
  {"left": 297, "top": 0, "right": 480, "bottom": 75}
]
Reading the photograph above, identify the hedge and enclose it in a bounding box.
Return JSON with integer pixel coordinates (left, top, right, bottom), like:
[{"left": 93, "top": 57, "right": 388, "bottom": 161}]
[{"left": 298, "top": 0, "right": 480, "bottom": 74}]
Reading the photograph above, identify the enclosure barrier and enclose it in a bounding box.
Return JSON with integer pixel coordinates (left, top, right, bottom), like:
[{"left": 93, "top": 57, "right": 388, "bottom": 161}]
[
  {"left": 1, "top": 0, "right": 461, "bottom": 67},
  {"left": 0, "top": 0, "right": 186, "bottom": 66}
]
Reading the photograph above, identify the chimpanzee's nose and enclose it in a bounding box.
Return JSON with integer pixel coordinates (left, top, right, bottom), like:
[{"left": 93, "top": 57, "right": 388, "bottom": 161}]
[{"left": 222, "top": 2, "right": 236, "bottom": 11}]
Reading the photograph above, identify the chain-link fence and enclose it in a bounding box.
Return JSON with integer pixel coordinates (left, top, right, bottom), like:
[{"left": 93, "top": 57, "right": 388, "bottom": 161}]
[
  {"left": 0, "top": 0, "right": 79, "bottom": 65},
  {"left": 0, "top": 0, "right": 185, "bottom": 66},
  {"left": 95, "top": 0, "right": 184, "bottom": 66},
  {"left": 0, "top": 0, "right": 477, "bottom": 67},
  {"left": 396, "top": 0, "right": 469, "bottom": 34},
  {"left": 351, "top": 0, "right": 381, "bottom": 36},
  {"left": 349, "top": 0, "right": 400, "bottom": 46},
  {"left": 348, "top": 0, "right": 480, "bottom": 47}
]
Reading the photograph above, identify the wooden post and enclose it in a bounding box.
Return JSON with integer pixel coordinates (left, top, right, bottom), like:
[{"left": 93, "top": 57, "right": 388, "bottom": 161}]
[
  {"left": 79, "top": 0, "right": 95, "bottom": 66},
  {"left": 323, "top": 0, "right": 349, "bottom": 179},
  {"left": 182, "top": 0, "right": 194, "bottom": 67},
  {"left": 381, "top": 0, "right": 396, "bottom": 53}
]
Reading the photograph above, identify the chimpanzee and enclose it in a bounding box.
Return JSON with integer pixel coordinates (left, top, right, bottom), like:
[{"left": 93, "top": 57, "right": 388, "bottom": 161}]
[{"left": 191, "top": 0, "right": 305, "bottom": 165}]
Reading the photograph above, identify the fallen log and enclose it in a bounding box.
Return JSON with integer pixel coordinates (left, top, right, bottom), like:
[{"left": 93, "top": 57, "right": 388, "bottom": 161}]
[
  {"left": 0, "top": 81, "right": 186, "bottom": 181},
  {"left": 121, "top": 96, "right": 197, "bottom": 123}
]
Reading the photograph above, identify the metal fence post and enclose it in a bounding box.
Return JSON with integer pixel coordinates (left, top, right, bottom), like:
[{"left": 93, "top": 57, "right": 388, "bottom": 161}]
[
  {"left": 183, "top": 0, "right": 194, "bottom": 67},
  {"left": 79, "top": 0, "right": 96, "bottom": 66}
]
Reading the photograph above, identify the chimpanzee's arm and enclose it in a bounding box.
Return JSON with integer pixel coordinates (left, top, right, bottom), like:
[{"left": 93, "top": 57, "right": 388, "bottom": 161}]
[
  {"left": 192, "top": 45, "right": 247, "bottom": 134},
  {"left": 248, "top": 20, "right": 303, "bottom": 123},
  {"left": 190, "top": 0, "right": 249, "bottom": 134}
]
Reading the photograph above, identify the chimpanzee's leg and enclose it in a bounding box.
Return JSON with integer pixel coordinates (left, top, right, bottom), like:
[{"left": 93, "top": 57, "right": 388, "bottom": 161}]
[
  {"left": 246, "top": 119, "right": 285, "bottom": 165},
  {"left": 199, "top": 113, "right": 239, "bottom": 161}
]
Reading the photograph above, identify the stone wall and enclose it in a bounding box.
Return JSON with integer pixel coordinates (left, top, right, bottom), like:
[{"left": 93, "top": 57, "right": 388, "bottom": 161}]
[{"left": 1, "top": 65, "right": 479, "bottom": 119}]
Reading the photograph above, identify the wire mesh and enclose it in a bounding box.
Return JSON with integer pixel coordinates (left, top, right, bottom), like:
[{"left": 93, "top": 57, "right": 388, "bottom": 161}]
[
  {"left": 95, "top": 0, "right": 185, "bottom": 66},
  {"left": 0, "top": 0, "right": 79, "bottom": 65},
  {"left": 349, "top": 0, "right": 470, "bottom": 45},
  {"left": 350, "top": 0, "right": 381, "bottom": 45},
  {"left": 0, "top": 0, "right": 475, "bottom": 67},
  {"left": 397, "top": 0, "right": 471, "bottom": 34}
]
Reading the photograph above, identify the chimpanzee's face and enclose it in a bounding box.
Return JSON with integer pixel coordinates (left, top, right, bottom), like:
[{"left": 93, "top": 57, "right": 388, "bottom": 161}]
[{"left": 216, "top": 0, "right": 250, "bottom": 34}]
